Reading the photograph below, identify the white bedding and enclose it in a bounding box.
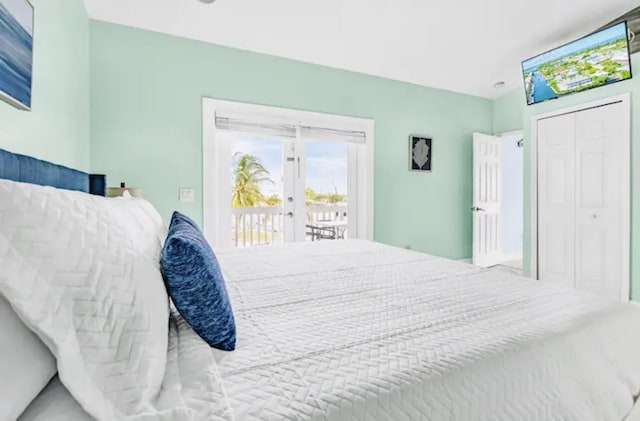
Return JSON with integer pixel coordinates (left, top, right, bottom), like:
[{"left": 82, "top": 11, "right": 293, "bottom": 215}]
[
  {"left": 6, "top": 195, "right": 640, "bottom": 421},
  {"left": 212, "top": 240, "right": 640, "bottom": 421}
]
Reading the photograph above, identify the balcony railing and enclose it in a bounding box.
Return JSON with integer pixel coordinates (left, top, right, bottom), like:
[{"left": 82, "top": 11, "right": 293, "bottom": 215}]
[
  {"left": 306, "top": 204, "right": 347, "bottom": 224},
  {"left": 231, "top": 204, "right": 347, "bottom": 247},
  {"left": 231, "top": 206, "right": 282, "bottom": 247}
]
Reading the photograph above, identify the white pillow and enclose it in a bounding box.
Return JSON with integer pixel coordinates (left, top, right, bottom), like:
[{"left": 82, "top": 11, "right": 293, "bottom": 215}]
[
  {"left": 0, "top": 296, "right": 56, "bottom": 421},
  {"left": 0, "top": 179, "right": 169, "bottom": 420}
]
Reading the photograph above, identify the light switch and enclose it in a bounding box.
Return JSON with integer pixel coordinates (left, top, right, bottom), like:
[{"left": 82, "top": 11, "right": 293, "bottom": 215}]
[{"left": 179, "top": 188, "right": 195, "bottom": 202}]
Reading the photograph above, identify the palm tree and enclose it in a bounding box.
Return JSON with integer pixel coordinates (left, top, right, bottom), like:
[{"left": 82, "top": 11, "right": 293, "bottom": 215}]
[
  {"left": 232, "top": 153, "right": 273, "bottom": 208},
  {"left": 264, "top": 194, "right": 282, "bottom": 207}
]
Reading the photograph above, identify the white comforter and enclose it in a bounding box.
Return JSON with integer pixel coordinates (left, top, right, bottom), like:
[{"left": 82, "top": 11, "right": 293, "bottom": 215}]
[
  {"left": 4, "top": 178, "right": 640, "bottom": 420},
  {"left": 213, "top": 240, "right": 640, "bottom": 421}
]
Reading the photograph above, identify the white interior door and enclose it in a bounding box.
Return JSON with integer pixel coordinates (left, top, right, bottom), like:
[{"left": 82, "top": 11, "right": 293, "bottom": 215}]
[
  {"left": 574, "top": 102, "right": 628, "bottom": 300},
  {"left": 472, "top": 133, "right": 502, "bottom": 267},
  {"left": 537, "top": 113, "right": 576, "bottom": 287}
]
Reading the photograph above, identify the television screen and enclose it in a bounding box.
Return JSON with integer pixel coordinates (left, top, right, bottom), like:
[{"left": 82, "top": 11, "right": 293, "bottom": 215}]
[
  {"left": 597, "top": 6, "right": 640, "bottom": 54},
  {"left": 522, "top": 22, "right": 632, "bottom": 106},
  {"left": 0, "top": 0, "right": 33, "bottom": 110}
]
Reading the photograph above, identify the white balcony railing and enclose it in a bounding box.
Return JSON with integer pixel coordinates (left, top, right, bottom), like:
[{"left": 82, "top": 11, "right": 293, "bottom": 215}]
[
  {"left": 231, "top": 206, "right": 283, "bottom": 247},
  {"left": 306, "top": 204, "right": 347, "bottom": 224},
  {"left": 231, "top": 204, "right": 347, "bottom": 247}
]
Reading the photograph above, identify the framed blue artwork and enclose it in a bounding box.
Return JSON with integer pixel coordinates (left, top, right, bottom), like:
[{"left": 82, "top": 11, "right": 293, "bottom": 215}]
[
  {"left": 0, "top": 0, "right": 33, "bottom": 110},
  {"left": 410, "top": 135, "right": 432, "bottom": 172}
]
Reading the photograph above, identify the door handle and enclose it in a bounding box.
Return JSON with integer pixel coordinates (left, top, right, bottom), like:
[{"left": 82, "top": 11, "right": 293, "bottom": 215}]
[
  {"left": 286, "top": 212, "right": 294, "bottom": 218},
  {"left": 471, "top": 207, "right": 486, "bottom": 212}
]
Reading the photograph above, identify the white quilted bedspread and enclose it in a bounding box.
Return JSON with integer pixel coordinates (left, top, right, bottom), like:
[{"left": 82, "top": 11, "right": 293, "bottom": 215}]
[{"left": 213, "top": 240, "right": 640, "bottom": 421}]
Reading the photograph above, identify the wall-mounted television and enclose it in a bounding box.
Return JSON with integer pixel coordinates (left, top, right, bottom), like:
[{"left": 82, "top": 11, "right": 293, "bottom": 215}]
[
  {"left": 522, "top": 22, "right": 632, "bottom": 106},
  {"left": 597, "top": 6, "right": 640, "bottom": 54},
  {"left": 0, "top": 0, "right": 34, "bottom": 111}
]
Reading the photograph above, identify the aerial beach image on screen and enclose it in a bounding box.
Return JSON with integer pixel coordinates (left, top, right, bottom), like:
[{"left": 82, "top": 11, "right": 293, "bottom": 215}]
[{"left": 523, "top": 22, "right": 631, "bottom": 105}]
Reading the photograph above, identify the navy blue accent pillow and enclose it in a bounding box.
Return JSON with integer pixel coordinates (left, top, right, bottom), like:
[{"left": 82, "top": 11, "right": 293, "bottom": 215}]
[
  {"left": 161, "top": 211, "right": 236, "bottom": 351},
  {"left": 171, "top": 211, "right": 200, "bottom": 229}
]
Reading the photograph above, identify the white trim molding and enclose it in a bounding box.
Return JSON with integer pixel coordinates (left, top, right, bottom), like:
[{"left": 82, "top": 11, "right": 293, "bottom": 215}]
[
  {"left": 530, "top": 93, "right": 631, "bottom": 302},
  {"left": 202, "top": 98, "right": 375, "bottom": 247},
  {"left": 498, "top": 129, "right": 524, "bottom": 138}
]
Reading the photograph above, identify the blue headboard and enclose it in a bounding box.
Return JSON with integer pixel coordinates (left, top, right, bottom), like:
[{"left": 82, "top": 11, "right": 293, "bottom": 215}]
[{"left": 0, "top": 148, "right": 106, "bottom": 196}]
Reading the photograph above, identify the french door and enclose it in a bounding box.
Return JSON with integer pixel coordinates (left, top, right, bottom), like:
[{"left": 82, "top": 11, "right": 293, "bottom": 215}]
[{"left": 202, "top": 99, "right": 374, "bottom": 248}]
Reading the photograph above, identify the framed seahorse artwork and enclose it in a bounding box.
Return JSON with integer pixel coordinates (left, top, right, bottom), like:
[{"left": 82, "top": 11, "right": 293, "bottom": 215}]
[{"left": 409, "top": 135, "right": 432, "bottom": 172}]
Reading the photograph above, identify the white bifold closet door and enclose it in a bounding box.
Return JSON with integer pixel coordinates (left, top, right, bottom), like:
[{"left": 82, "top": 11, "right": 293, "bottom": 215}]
[{"left": 537, "top": 100, "right": 629, "bottom": 301}]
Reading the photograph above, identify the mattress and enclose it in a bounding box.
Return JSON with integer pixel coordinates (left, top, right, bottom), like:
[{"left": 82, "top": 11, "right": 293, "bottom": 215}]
[{"left": 21, "top": 240, "right": 640, "bottom": 420}]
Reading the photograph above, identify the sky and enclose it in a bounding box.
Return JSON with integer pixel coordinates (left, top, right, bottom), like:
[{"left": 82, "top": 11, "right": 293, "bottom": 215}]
[
  {"left": 523, "top": 22, "right": 627, "bottom": 71},
  {"left": 229, "top": 133, "right": 348, "bottom": 199},
  {"left": 305, "top": 139, "right": 348, "bottom": 195},
  {"left": 1, "top": 0, "right": 33, "bottom": 34}
]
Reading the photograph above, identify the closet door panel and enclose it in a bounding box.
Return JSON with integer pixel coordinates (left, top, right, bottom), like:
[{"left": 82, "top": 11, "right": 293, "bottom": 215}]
[
  {"left": 537, "top": 113, "right": 576, "bottom": 287},
  {"left": 574, "top": 102, "right": 626, "bottom": 300}
]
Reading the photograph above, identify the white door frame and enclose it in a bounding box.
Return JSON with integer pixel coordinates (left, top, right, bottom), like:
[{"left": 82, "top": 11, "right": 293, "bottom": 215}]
[
  {"left": 499, "top": 129, "right": 524, "bottom": 138},
  {"left": 530, "top": 93, "right": 631, "bottom": 301},
  {"left": 202, "top": 98, "right": 375, "bottom": 247}
]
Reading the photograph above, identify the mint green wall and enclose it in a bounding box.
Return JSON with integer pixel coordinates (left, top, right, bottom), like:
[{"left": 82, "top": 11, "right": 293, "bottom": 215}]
[
  {"left": 492, "top": 55, "right": 640, "bottom": 301},
  {"left": 492, "top": 90, "right": 524, "bottom": 135},
  {"left": 90, "top": 21, "right": 492, "bottom": 259},
  {"left": 0, "top": 0, "right": 90, "bottom": 170}
]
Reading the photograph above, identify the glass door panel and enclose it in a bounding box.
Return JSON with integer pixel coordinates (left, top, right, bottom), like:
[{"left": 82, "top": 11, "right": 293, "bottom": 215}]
[
  {"left": 218, "top": 133, "right": 356, "bottom": 247},
  {"left": 226, "top": 132, "right": 288, "bottom": 247},
  {"left": 303, "top": 139, "right": 349, "bottom": 242}
]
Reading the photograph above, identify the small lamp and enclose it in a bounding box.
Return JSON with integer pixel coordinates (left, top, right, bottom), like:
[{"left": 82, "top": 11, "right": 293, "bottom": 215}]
[{"left": 107, "top": 182, "right": 143, "bottom": 198}]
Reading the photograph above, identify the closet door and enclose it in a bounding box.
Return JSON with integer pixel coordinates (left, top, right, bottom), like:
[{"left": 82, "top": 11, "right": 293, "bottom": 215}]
[
  {"left": 574, "top": 102, "right": 627, "bottom": 300},
  {"left": 537, "top": 113, "right": 576, "bottom": 287}
]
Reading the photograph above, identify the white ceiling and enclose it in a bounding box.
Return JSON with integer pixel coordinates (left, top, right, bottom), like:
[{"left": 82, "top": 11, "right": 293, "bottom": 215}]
[{"left": 82, "top": 0, "right": 639, "bottom": 99}]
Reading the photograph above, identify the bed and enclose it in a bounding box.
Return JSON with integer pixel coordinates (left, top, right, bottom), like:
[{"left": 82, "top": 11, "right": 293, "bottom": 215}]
[
  {"left": 215, "top": 241, "right": 640, "bottom": 420},
  {"left": 2, "top": 149, "right": 640, "bottom": 421}
]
